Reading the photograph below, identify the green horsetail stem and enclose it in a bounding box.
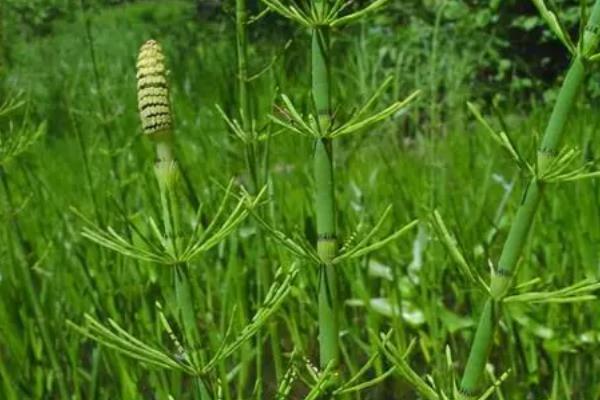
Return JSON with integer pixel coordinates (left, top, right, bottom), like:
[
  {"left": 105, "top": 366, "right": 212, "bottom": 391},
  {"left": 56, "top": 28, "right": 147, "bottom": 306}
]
[
  {"left": 234, "top": 1, "right": 254, "bottom": 395},
  {"left": 235, "top": 0, "right": 256, "bottom": 190},
  {"left": 459, "top": 2, "right": 600, "bottom": 396},
  {"left": 136, "top": 40, "right": 212, "bottom": 400},
  {"left": 311, "top": 7, "right": 340, "bottom": 370}
]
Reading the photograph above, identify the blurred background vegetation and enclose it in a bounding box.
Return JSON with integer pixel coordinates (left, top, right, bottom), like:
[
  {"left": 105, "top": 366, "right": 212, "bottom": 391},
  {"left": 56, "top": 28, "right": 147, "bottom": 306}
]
[{"left": 1, "top": 0, "right": 600, "bottom": 399}]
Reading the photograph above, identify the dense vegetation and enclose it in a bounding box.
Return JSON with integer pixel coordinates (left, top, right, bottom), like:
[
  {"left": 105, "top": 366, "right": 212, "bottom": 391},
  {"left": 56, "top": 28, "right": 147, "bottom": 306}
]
[{"left": 2, "top": 1, "right": 600, "bottom": 399}]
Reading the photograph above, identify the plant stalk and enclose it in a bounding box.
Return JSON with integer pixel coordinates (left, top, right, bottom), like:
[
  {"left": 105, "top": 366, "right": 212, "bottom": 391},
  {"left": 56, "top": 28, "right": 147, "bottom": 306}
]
[
  {"left": 154, "top": 137, "right": 214, "bottom": 400},
  {"left": 459, "top": 2, "right": 600, "bottom": 395},
  {"left": 311, "top": 10, "right": 340, "bottom": 371},
  {"left": 235, "top": 2, "right": 257, "bottom": 395},
  {"left": 235, "top": 0, "right": 284, "bottom": 393}
]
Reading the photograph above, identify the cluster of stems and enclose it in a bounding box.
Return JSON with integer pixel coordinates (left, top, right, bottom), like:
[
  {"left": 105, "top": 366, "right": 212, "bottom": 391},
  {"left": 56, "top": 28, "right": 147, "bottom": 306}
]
[
  {"left": 458, "top": 1, "right": 600, "bottom": 396},
  {"left": 88, "top": 1, "right": 600, "bottom": 397},
  {"left": 260, "top": 0, "right": 421, "bottom": 384},
  {"left": 234, "top": 0, "right": 283, "bottom": 395}
]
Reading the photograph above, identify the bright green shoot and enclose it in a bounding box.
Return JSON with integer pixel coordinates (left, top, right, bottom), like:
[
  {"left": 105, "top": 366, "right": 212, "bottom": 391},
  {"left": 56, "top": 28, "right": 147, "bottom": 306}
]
[
  {"left": 262, "top": 0, "right": 420, "bottom": 395},
  {"left": 458, "top": 1, "right": 600, "bottom": 396}
]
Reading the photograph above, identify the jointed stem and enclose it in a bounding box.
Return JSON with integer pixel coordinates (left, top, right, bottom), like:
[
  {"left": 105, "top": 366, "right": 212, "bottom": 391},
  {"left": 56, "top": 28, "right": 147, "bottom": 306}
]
[
  {"left": 153, "top": 136, "right": 215, "bottom": 399},
  {"left": 459, "top": 2, "right": 600, "bottom": 394},
  {"left": 311, "top": 6, "right": 340, "bottom": 372},
  {"left": 459, "top": 300, "right": 495, "bottom": 394},
  {"left": 315, "top": 139, "right": 339, "bottom": 369}
]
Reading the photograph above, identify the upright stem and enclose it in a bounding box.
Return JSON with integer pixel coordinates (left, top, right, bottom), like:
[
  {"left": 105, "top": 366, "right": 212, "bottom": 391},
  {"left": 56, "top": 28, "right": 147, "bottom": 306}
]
[
  {"left": 459, "top": 3, "right": 600, "bottom": 395},
  {"left": 234, "top": 0, "right": 255, "bottom": 395},
  {"left": 311, "top": 10, "right": 340, "bottom": 370},
  {"left": 236, "top": 0, "right": 250, "bottom": 133},
  {"left": 155, "top": 138, "right": 179, "bottom": 254},
  {"left": 137, "top": 39, "right": 213, "bottom": 399},
  {"left": 235, "top": 0, "right": 259, "bottom": 192},
  {"left": 153, "top": 137, "right": 214, "bottom": 400},
  {"left": 315, "top": 139, "right": 339, "bottom": 368}
]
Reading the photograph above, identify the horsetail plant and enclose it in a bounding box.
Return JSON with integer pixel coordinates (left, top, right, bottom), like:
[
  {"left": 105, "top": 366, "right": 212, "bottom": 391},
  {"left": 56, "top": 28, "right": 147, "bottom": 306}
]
[
  {"left": 79, "top": 39, "right": 263, "bottom": 265},
  {"left": 70, "top": 39, "right": 300, "bottom": 399},
  {"left": 458, "top": 2, "right": 600, "bottom": 397},
  {"left": 262, "top": 0, "right": 420, "bottom": 390},
  {"left": 375, "top": 2, "right": 600, "bottom": 399}
]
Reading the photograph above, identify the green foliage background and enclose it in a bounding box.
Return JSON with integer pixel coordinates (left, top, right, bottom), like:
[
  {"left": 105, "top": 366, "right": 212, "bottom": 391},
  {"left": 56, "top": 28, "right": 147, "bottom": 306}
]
[{"left": 1, "top": 0, "right": 600, "bottom": 399}]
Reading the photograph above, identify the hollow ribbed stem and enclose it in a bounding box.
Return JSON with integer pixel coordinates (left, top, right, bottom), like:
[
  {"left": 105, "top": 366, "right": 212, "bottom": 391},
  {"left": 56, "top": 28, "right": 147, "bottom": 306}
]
[
  {"left": 459, "top": 3, "right": 600, "bottom": 395},
  {"left": 315, "top": 138, "right": 339, "bottom": 367},
  {"left": 459, "top": 300, "right": 496, "bottom": 395},
  {"left": 311, "top": 8, "right": 340, "bottom": 370}
]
